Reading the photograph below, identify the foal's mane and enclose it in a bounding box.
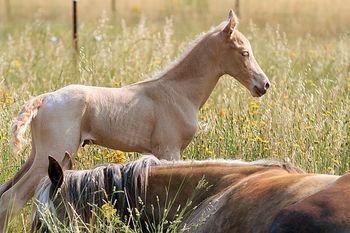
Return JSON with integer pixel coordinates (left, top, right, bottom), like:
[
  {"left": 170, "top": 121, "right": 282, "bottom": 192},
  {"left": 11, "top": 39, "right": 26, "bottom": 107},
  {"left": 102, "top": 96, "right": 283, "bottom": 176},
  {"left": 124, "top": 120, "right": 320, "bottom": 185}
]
[{"left": 147, "top": 21, "right": 226, "bottom": 82}]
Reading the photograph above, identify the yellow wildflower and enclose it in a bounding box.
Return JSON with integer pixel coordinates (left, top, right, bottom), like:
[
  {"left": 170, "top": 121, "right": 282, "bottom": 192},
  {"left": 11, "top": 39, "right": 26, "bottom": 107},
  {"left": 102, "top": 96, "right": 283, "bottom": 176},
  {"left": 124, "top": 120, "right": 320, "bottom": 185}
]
[
  {"left": 249, "top": 101, "right": 259, "bottom": 109},
  {"left": 111, "top": 150, "right": 127, "bottom": 164},
  {"left": 128, "top": 47, "right": 134, "bottom": 53},
  {"left": 154, "top": 60, "right": 161, "bottom": 65},
  {"left": 84, "top": 161, "right": 91, "bottom": 167},
  {"left": 77, "top": 150, "right": 83, "bottom": 159},
  {"left": 290, "top": 51, "right": 297, "bottom": 59},
  {"left": 12, "top": 59, "right": 21, "bottom": 69},
  {"left": 1, "top": 89, "right": 14, "bottom": 106},
  {"left": 205, "top": 147, "right": 213, "bottom": 155},
  {"left": 305, "top": 125, "right": 313, "bottom": 130},
  {"left": 243, "top": 120, "right": 250, "bottom": 128},
  {"left": 115, "top": 80, "right": 122, "bottom": 87},
  {"left": 104, "top": 153, "right": 113, "bottom": 159},
  {"left": 332, "top": 158, "right": 340, "bottom": 166},
  {"left": 116, "top": 150, "right": 124, "bottom": 155},
  {"left": 101, "top": 202, "right": 117, "bottom": 219},
  {"left": 219, "top": 108, "right": 225, "bottom": 118},
  {"left": 255, "top": 136, "right": 268, "bottom": 144},
  {"left": 251, "top": 121, "right": 258, "bottom": 127},
  {"left": 131, "top": 5, "right": 141, "bottom": 14},
  {"left": 252, "top": 111, "right": 262, "bottom": 116}
]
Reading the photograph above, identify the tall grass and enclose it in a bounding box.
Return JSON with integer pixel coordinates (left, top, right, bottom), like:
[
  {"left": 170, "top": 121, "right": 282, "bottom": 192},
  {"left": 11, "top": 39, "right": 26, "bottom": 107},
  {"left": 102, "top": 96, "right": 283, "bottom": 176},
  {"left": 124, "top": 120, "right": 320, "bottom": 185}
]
[{"left": 0, "top": 0, "right": 349, "bottom": 231}]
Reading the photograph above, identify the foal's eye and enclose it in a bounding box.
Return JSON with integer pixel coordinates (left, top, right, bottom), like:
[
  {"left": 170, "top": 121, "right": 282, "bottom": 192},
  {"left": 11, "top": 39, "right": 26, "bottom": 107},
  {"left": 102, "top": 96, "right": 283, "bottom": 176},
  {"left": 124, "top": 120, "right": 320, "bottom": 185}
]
[{"left": 241, "top": 51, "right": 249, "bottom": 57}]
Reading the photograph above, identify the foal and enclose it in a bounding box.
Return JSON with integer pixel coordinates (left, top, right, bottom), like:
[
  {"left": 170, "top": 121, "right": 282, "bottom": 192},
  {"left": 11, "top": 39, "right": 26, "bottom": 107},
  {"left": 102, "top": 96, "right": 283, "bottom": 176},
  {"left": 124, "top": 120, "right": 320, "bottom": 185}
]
[
  {"left": 0, "top": 10, "right": 270, "bottom": 230},
  {"left": 32, "top": 155, "right": 349, "bottom": 233}
]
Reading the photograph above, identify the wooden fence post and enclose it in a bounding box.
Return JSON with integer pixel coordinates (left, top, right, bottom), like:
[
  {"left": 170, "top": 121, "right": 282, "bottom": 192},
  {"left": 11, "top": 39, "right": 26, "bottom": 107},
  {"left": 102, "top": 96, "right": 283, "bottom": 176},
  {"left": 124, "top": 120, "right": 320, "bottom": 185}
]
[
  {"left": 111, "top": 0, "right": 116, "bottom": 13},
  {"left": 5, "top": 0, "right": 11, "bottom": 20},
  {"left": 73, "top": 0, "right": 78, "bottom": 62}
]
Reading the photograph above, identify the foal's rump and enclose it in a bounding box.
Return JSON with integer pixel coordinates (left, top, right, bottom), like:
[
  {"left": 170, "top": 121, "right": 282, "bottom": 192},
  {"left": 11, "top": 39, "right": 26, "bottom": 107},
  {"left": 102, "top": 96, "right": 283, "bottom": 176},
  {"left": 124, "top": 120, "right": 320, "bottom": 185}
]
[
  {"left": 10, "top": 85, "right": 89, "bottom": 154},
  {"left": 11, "top": 92, "right": 50, "bottom": 154}
]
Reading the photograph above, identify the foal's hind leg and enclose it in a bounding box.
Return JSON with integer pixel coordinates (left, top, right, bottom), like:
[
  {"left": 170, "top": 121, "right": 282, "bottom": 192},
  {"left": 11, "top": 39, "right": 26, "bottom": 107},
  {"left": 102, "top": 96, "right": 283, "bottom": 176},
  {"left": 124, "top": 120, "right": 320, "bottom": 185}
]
[
  {"left": 0, "top": 138, "right": 36, "bottom": 197},
  {"left": 0, "top": 150, "right": 34, "bottom": 197},
  {"left": 0, "top": 146, "right": 79, "bottom": 232},
  {"left": 0, "top": 114, "right": 82, "bottom": 232},
  {"left": 0, "top": 160, "right": 44, "bottom": 232}
]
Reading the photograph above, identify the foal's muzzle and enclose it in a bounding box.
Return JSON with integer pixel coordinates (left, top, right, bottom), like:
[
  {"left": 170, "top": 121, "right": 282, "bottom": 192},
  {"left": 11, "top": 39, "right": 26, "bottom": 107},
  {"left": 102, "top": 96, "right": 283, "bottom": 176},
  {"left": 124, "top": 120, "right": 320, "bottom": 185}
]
[{"left": 252, "top": 75, "right": 270, "bottom": 97}]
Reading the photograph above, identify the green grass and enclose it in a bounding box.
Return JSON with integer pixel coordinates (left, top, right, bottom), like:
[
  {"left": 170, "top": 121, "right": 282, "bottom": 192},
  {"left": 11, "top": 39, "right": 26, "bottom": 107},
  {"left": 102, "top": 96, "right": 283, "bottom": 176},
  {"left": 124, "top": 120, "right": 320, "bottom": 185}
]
[{"left": 0, "top": 0, "right": 349, "bottom": 231}]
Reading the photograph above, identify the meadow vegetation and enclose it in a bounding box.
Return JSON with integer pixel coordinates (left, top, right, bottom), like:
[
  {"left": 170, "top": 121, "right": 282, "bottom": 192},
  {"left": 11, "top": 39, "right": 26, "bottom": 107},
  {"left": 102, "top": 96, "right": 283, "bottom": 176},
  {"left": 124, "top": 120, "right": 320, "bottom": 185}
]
[{"left": 0, "top": 0, "right": 349, "bottom": 231}]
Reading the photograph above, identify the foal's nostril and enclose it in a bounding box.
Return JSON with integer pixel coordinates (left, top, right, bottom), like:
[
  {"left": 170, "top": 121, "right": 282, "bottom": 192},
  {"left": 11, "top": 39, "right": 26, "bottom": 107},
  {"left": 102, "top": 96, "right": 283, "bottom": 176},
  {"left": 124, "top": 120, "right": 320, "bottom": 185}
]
[{"left": 264, "top": 82, "right": 270, "bottom": 90}]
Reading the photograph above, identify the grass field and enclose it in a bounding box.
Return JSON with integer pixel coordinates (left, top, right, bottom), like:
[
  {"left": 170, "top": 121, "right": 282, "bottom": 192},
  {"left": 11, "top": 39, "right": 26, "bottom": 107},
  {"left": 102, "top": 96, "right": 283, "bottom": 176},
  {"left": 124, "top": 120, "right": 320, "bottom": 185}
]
[{"left": 0, "top": 0, "right": 349, "bottom": 231}]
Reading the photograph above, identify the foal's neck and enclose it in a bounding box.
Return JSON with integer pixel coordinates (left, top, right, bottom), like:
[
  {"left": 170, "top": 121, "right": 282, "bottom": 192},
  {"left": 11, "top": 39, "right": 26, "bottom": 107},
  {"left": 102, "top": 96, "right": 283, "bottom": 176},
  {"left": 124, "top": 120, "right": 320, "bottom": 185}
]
[{"left": 160, "top": 34, "right": 222, "bottom": 109}]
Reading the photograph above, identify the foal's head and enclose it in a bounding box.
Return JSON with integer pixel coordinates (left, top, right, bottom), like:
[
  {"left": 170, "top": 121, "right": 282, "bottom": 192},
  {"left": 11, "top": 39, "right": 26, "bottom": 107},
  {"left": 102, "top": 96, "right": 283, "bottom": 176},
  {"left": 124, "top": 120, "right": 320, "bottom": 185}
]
[{"left": 215, "top": 10, "right": 270, "bottom": 97}]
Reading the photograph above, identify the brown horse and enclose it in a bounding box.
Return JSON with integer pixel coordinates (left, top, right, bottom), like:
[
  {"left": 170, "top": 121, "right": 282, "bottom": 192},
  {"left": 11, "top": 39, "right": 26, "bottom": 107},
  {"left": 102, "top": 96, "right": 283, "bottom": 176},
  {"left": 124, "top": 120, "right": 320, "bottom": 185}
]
[
  {"left": 32, "top": 155, "right": 349, "bottom": 233},
  {"left": 0, "top": 10, "right": 269, "bottom": 230}
]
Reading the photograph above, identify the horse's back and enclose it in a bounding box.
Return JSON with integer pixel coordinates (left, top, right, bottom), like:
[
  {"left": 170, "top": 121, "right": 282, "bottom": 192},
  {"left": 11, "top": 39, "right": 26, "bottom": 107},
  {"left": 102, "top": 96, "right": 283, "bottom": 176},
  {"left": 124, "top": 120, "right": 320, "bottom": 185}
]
[
  {"left": 268, "top": 173, "right": 350, "bottom": 233},
  {"left": 184, "top": 171, "right": 339, "bottom": 233}
]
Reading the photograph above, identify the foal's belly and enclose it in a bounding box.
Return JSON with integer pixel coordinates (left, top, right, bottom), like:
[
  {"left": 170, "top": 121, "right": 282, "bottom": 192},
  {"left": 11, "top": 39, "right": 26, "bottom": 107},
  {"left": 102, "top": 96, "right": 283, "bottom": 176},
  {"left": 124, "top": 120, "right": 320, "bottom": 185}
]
[
  {"left": 93, "top": 129, "right": 151, "bottom": 153},
  {"left": 82, "top": 88, "right": 155, "bottom": 153},
  {"left": 90, "top": 112, "right": 154, "bottom": 152}
]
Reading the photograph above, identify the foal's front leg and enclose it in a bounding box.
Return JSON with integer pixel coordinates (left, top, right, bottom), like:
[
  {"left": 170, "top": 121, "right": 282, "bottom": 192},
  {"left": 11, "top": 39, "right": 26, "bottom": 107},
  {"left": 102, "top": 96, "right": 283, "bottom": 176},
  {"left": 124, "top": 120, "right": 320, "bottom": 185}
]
[
  {"left": 153, "top": 147, "right": 181, "bottom": 160},
  {"left": 151, "top": 138, "right": 182, "bottom": 160},
  {"left": 150, "top": 126, "right": 187, "bottom": 160}
]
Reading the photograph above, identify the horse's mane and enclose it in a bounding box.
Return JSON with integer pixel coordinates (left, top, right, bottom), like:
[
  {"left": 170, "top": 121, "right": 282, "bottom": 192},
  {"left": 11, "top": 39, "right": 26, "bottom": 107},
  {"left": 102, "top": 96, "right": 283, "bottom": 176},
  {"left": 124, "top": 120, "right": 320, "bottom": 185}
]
[
  {"left": 61, "top": 156, "right": 162, "bottom": 220},
  {"left": 34, "top": 156, "right": 303, "bottom": 223},
  {"left": 34, "top": 155, "right": 162, "bottom": 223},
  {"left": 153, "top": 157, "right": 304, "bottom": 174}
]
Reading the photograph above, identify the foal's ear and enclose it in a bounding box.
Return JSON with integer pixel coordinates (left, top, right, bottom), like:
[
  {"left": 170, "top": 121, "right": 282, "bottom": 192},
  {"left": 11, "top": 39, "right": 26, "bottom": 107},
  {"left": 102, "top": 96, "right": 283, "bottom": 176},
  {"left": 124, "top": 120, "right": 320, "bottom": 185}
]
[
  {"left": 223, "top": 9, "right": 239, "bottom": 36},
  {"left": 48, "top": 156, "right": 64, "bottom": 189}
]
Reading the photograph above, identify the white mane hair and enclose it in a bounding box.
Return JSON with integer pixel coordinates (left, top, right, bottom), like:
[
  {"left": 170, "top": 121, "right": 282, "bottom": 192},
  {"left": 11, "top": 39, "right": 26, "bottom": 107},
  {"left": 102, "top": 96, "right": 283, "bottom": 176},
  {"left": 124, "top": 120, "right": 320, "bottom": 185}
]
[
  {"left": 156, "top": 157, "right": 304, "bottom": 173},
  {"left": 32, "top": 155, "right": 303, "bottom": 229},
  {"left": 33, "top": 155, "right": 162, "bottom": 227}
]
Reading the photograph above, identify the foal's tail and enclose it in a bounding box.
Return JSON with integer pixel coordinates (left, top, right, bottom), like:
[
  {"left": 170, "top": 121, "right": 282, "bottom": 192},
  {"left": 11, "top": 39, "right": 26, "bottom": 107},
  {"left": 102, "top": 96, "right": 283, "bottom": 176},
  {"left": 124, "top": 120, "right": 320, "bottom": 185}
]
[{"left": 11, "top": 93, "right": 50, "bottom": 154}]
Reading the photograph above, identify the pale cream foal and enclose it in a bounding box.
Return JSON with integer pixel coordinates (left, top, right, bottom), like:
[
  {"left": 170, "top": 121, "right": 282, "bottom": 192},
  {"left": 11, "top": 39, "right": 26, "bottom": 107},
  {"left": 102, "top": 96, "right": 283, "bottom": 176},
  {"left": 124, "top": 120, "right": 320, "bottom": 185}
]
[{"left": 0, "top": 10, "right": 269, "bottom": 231}]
